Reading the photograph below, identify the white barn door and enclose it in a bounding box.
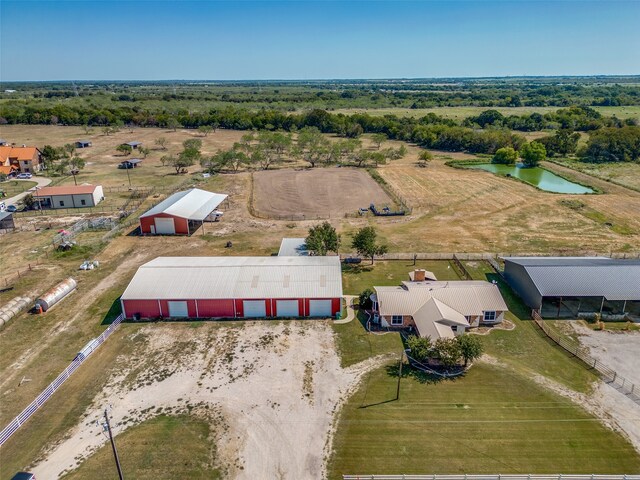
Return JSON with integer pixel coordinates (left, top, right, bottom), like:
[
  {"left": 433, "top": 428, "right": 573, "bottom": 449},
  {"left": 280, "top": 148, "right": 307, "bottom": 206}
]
[
  {"left": 168, "top": 301, "right": 189, "bottom": 317},
  {"left": 243, "top": 300, "right": 266, "bottom": 318},
  {"left": 154, "top": 217, "right": 175, "bottom": 235},
  {"left": 276, "top": 300, "right": 299, "bottom": 317},
  {"left": 309, "top": 299, "right": 332, "bottom": 317}
]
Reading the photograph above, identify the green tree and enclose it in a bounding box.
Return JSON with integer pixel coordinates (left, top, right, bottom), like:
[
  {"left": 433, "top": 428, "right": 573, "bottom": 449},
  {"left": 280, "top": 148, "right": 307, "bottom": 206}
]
[
  {"left": 23, "top": 193, "right": 36, "bottom": 210},
  {"left": 432, "top": 338, "right": 462, "bottom": 367},
  {"left": 492, "top": 146, "right": 518, "bottom": 165},
  {"left": 60, "top": 156, "right": 86, "bottom": 185},
  {"left": 519, "top": 141, "right": 547, "bottom": 167},
  {"left": 198, "top": 125, "right": 213, "bottom": 137},
  {"left": 371, "top": 133, "right": 388, "bottom": 150},
  {"left": 456, "top": 334, "right": 483, "bottom": 366},
  {"left": 417, "top": 150, "right": 433, "bottom": 168},
  {"left": 40, "top": 145, "right": 63, "bottom": 170},
  {"left": 255, "top": 130, "right": 292, "bottom": 169},
  {"left": 305, "top": 221, "right": 340, "bottom": 256},
  {"left": 116, "top": 144, "right": 133, "bottom": 156},
  {"left": 358, "top": 288, "right": 375, "bottom": 310},
  {"left": 351, "top": 226, "right": 388, "bottom": 264},
  {"left": 167, "top": 117, "right": 181, "bottom": 132},
  {"left": 406, "top": 335, "right": 433, "bottom": 363},
  {"left": 155, "top": 137, "right": 168, "bottom": 150},
  {"left": 295, "top": 126, "right": 333, "bottom": 168},
  {"left": 139, "top": 146, "right": 150, "bottom": 158},
  {"left": 160, "top": 154, "right": 174, "bottom": 167},
  {"left": 173, "top": 139, "right": 202, "bottom": 174}
]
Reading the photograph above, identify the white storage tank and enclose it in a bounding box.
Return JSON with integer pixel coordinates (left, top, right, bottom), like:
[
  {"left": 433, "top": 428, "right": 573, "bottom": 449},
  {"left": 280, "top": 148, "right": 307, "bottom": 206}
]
[{"left": 35, "top": 278, "right": 77, "bottom": 313}]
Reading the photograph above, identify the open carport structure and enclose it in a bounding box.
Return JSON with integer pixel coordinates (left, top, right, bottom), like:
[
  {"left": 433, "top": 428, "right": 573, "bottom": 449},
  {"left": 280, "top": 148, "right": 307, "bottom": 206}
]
[
  {"left": 139, "top": 188, "right": 228, "bottom": 235},
  {"left": 120, "top": 256, "right": 343, "bottom": 319},
  {"left": 504, "top": 257, "right": 640, "bottom": 318}
]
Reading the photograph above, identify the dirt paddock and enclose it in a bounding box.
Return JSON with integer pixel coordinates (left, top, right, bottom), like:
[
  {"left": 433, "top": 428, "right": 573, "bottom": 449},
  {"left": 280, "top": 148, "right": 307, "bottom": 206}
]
[{"left": 252, "top": 167, "right": 394, "bottom": 218}]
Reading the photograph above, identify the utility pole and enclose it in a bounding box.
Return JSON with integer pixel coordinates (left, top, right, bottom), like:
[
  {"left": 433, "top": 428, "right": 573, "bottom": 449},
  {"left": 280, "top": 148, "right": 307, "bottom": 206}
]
[
  {"left": 125, "top": 165, "right": 131, "bottom": 187},
  {"left": 396, "top": 349, "right": 405, "bottom": 401},
  {"left": 104, "top": 408, "right": 124, "bottom": 480}
]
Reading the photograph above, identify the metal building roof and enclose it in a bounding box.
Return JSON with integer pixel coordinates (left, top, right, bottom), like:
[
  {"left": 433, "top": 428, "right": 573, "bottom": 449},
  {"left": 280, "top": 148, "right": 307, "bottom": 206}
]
[
  {"left": 34, "top": 185, "right": 99, "bottom": 196},
  {"left": 504, "top": 257, "right": 640, "bottom": 301},
  {"left": 139, "top": 188, "right": 228, "bottom": 221},
  {"left": 375, "top": 281, "right": 508, "bottom": 317},
  {"left": 121, "top": 256, "right": 343, "bottom": 300},
  {"left": 278, "top": 238, "right": 309, "bottom": 256}
]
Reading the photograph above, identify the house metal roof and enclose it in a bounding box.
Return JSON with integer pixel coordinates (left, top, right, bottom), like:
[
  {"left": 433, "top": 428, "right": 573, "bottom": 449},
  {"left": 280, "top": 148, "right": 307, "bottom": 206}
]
[
  {"left": 504, "top": 257, "right": 640, "bottom": 301},
  {"left": 278, "top": 238, "right": 309, "bottom": 256},
  {"left": 139, "top": 188, "right": 228, "bottom": 221},
  {"left": 121, "top": 256, "right": 343, "bottom": 300},
  {"left": 375, "top": 281, "right": 508, "bottom": 318}
]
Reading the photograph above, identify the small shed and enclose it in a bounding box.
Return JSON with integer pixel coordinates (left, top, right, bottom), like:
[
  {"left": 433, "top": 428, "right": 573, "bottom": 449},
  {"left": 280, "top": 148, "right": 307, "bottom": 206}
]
[
  {"left": 0, "top": 211, "right": 15, "bottom": 231},
  {"left": 118, "top": 158, "right": 142, "bottom": 169},
  {"left": 139, "top": 188, "right": 228, "bottom": 235},
  {"left": 76, "top": 140, "right": 92, "bottom": 148},
  {"left": 123, "top": 141, "right": 142, "bottom": 149},
  {"left": 33, "top": 184, "right": 105, "bottom": 209}
]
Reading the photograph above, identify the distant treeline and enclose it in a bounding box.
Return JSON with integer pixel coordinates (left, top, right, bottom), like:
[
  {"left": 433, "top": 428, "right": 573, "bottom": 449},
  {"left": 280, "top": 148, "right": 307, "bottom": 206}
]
[{"left": 1, "top": 102, "right": 638, "bottom": 163}]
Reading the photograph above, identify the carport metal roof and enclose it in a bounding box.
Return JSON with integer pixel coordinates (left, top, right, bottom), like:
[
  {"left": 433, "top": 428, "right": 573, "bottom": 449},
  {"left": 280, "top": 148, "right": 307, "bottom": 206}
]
[
  {"left": 140, "top": 188, "right": 228, "bottom": 221},
  {"left": 504, "top": 257, "right": 640, "bottom": 301}
]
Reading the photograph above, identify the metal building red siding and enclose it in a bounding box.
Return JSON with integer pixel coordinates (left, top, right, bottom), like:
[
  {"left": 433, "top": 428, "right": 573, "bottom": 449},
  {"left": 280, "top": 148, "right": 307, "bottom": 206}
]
[
  {"left": 139, "top": 213, "right": 190, "bottom": 235},
  {"left": 196, "top": 299, "right": 235, "bottom": 317}
]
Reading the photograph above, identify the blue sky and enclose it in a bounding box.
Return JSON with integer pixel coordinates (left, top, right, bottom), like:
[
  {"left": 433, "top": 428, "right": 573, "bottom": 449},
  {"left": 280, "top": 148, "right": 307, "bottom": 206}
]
[{"left": 1, "top": 0, "right": 639, "bottom": 81}]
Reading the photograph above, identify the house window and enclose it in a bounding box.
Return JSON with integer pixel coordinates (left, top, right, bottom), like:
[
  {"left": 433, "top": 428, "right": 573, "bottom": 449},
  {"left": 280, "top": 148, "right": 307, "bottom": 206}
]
[
  {"left": 483, "top": 311, "right": 497, "bottom": 322},
  {"left": 59, "top": 200, "right": 65, "bottom": 207},
  {"left": 391, "top": 315, "right": 404, "bottom": 325},
  {"left": 80, "top": 199, "right": 86, "bottom": 206}
]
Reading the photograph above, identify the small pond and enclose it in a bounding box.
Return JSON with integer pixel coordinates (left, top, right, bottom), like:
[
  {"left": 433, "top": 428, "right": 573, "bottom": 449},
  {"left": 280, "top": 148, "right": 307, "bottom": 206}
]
[{"left": 470, "top": 163, "right": 594, "bottom": 194}]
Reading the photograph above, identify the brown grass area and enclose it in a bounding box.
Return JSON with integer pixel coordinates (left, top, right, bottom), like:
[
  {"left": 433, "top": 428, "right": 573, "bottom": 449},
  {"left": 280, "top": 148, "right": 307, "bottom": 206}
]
[{"left": 252, "top": 167, "right": 392, "bottom": 218}]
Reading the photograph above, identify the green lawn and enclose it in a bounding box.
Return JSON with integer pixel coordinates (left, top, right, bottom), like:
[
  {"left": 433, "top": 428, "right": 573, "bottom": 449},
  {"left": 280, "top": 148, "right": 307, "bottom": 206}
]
[
  {"left": 328, "top": 363, "right": 640, "bottom": 478},
  {"left": 332, "top": 311, "right": 403, "bottom": 367},
  {"left": 462, "top": 260, "right": 597, "bottom": 392},
  {"left": 0, "top": 179, "right": 36, "bottom": 199},
  {"left": 62, "top": 415, "right": 223, "bottom": 480},
  {"left": 341, "top": 260, "right": 460, "bottom": 295}
]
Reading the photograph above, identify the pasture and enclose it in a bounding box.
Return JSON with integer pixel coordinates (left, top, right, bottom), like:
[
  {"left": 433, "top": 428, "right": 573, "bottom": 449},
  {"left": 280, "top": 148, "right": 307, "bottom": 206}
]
[
  {"left": 252, "top": 167, "right": 394, "bottom": 218},
  {"left": 333, "top": 105, "right": 640, "bottom": 121}
]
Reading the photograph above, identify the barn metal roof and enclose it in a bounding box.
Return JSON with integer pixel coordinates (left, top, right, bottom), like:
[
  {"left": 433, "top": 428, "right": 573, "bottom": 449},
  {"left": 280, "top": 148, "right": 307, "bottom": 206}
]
[
  {"left": 504, "top": 257, "right": 640, "bottom": 301},
  {"left": 139, "top": 188, "right": 228, "bottom": 221},
  {"left": 121, "top": 256, "right": 343, "bottom": 300}
]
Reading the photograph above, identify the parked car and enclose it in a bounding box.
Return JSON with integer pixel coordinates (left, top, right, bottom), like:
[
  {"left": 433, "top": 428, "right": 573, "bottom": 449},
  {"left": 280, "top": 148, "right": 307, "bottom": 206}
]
[
  {"left": 6, "top": 205, "right": 18, "bottom": 213},
  {"left": 16, "top": 173, "right": 32, "bottom": 179}
]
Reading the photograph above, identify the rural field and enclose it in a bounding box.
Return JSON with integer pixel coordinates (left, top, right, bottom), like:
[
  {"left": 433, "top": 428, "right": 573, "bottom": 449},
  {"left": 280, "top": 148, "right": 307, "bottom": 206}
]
[
  {"left": 252, "top": 167, "right": 393, "bottom": 218},
  {"left": 1, "top": 124, "right": 640, "bottom": 479},
  {"left": 333, "top": 105, "right": 640, "bottom": 121}
]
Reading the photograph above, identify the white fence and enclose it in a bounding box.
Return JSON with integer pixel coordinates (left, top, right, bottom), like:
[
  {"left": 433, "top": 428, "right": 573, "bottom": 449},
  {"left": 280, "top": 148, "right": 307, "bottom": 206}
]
[
  {"left": 0, "top": 313, "right": 124, "bottom": 447},
  {"left": 343, "top": 475, "right": 640, "bottom": 480}
]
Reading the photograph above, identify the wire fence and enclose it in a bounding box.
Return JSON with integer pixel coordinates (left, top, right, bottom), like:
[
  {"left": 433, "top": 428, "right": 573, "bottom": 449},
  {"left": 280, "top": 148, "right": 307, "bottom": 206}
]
[
  {"left": 531, "top": 310, "right": 639, "bottom": 404},
  {"left": 343, "top": 475, "right": 640, "bottom": 480},
  {"left": 0, "top": 313, "right": 124, "bottom": 447}
]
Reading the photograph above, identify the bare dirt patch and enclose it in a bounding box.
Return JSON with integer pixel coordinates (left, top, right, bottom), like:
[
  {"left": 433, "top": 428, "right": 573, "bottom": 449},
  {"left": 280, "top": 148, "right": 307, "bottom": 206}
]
[
  {"left": 252, "top": 167, "right": 393, "bottom": 219},
  {"left": 30, "top": 321, "right": 380, "bottom": 479}
]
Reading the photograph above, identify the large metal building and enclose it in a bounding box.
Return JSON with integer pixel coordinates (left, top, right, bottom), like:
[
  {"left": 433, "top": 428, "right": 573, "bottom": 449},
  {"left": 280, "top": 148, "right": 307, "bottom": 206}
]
[
  {"left": 121, "top": 256, "right": 343, "bottom": 319},
  {"left": 139, "top": 188, "right": 228, "bottom": 235},
  {"left": 504, "top": 257, "right": 640, "bottom": 318}
]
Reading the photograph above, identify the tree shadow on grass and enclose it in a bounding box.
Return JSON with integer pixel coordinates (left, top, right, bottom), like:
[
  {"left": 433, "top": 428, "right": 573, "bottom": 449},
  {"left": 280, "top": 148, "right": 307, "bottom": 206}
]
[
  {"left": 100, "top": 297, "right": 123, "bottom": 325},
  {"left": 385, "top": 362, "right": 465, "bottom": 385}
]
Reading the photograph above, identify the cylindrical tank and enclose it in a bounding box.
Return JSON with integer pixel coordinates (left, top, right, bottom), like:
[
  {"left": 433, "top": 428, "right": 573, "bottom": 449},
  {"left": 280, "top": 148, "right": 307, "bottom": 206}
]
[
  {"left": 35, "top": 278, "right": 77, "bottom": 312},
  {"left": 0, "top": 296, "right": 34, "bottom": 328}
]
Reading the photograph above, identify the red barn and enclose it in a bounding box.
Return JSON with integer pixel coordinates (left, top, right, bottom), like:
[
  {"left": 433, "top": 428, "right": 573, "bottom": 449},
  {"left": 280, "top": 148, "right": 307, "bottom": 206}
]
[
  {"left": 121, "top": 256, "right": 343, "bottom": 320},
  {"left": 139, "top": 188, "right": 228, "bottom": 235}
]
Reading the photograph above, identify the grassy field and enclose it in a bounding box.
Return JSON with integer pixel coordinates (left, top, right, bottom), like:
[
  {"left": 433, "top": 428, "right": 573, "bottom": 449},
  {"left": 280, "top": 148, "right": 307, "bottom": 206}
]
[
  {"left": 552, "top": 158, "right": 640, "bottom": 191},
  {"left": 341, "top": 260, "right": 460, "bottom": 295},
  {"left": 327, "top": 363, "right": 640, "bottom": 478},
  {"left": 62, "top": 415, "right": 223, "bottom": 480},
  {"left": 0, "top": 179, "right": 36, "bottom": 199},
  {"left": 333, "top": 105, "right": 640, "bottom": 121}
]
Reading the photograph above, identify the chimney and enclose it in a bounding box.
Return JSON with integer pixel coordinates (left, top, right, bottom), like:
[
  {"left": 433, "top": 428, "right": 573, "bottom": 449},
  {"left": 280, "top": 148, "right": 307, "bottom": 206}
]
[{"left": 413, "top": 269, "right": 426, "bottom": 282}]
